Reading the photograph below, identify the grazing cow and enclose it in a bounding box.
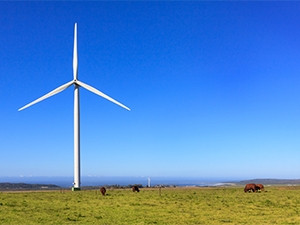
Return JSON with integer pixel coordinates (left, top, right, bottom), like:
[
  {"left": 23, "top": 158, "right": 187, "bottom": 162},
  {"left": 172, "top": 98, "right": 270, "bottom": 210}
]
[
  {"left": 100, "top": 187, "right": 106, "bottom": 196},
  {"left": 132, "top": 185, "right": 140, "bottom": 192},
  {"left": 244, "top": 183, "right": 259, "bottom": 193},
  {"left": 256, "top": 184, "right": 264, "bottom": 191}
]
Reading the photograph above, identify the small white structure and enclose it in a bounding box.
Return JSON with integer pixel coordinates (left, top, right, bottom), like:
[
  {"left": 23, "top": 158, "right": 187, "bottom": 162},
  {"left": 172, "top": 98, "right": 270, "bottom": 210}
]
[
  {"left": 148, "top": 177, "right": 151, "bottom": 187},
  {"left": 19, "top": 23, "right": 130, "bottom": 191}
]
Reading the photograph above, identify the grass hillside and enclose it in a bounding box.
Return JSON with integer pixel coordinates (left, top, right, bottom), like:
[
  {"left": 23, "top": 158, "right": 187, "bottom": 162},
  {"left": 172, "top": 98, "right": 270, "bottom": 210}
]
[{"left": 0, "top": 186, "right": 299, "bottom": 224}]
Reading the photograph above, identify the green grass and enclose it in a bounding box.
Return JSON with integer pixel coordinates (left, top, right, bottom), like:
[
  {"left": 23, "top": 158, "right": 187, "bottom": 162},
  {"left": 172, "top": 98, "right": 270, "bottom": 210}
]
[{"left": 0, "top": 186, "right": 300, "bottom": 224}]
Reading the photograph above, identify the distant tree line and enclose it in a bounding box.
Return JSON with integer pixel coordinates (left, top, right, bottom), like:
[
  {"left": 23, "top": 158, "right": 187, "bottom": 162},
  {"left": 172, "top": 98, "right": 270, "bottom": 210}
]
[{"left": 0, "top": 183, "right": 61, "bottom": 191}]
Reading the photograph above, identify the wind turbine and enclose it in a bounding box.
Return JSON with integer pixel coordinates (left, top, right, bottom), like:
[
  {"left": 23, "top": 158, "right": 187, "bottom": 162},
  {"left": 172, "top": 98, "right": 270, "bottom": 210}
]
[{"left": 19, "top": 23, "right": 130, "bottom": 191}]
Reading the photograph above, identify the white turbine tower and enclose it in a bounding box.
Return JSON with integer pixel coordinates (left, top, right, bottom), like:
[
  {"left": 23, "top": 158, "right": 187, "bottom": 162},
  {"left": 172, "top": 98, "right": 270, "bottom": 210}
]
[{"left": 19, "top": 23, "right": 130, "bottom": 191}]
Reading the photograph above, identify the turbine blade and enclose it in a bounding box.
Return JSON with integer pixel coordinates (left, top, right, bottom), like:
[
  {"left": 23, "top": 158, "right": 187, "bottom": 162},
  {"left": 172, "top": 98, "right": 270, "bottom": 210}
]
[
  {"left": 73, "top": 23, "right": 78, "bottom": 80},
  {"left": 76, "top": 80, "right": 130, "bottom": 111},
  {"left": 18, "top": 80, "right": 74, "bottom": 111}
]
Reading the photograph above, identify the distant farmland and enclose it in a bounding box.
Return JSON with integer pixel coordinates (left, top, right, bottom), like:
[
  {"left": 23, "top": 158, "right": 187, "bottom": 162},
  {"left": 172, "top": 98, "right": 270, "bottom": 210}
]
[{"left": 0, "top": 186, "right": 299, "bottom": 224}]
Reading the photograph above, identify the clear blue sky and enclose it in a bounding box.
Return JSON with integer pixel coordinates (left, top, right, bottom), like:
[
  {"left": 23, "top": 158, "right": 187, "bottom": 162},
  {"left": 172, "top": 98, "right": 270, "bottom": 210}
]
[{"left": 0, "top": 2, "right": 299, "bottom": 180}]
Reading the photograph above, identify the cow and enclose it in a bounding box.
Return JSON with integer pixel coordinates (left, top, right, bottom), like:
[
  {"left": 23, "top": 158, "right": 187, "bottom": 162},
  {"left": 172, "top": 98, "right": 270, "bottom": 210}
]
[
  {"left": 256, "top": 184, "right": 264, "bottom": 191},
  {"left": 132, "top": 185, "right": 140, "bottom": 192},
  {"left": 100, "top": 187, "right": 106, "bottom": 196},
  {"left": 244, "top": 183, "right": 260, "bottom": 193}
]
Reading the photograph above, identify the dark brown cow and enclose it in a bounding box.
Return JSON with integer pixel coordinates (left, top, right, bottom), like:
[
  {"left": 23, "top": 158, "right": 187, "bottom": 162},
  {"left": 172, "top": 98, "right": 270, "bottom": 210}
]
[
  {"left": 100, "top": 187, "right": 106, "bottom": 196},
  {"left": 256, "top": 184, "right": 264, "bottom": 191},
  {"left": 132, "top": 185, "right": 140, "bottom": 192},
  {"left": 244, "top": 183, "right": 259, "bottom": 192}
]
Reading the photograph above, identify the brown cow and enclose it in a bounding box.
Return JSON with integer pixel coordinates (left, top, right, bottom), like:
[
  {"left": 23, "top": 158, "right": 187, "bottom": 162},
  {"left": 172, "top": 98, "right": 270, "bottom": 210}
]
[
  {"left": 132, "top": 185, "right": 140, "bottom": 192},
  {"left": 100, "top": 187, "right": 106, "bottom": 196},
  {"left": 244, "top": 183, "right": 259, "bottom": 193},
  {"left": 256, "top": 184, "right": 264, "bottom": 191}
]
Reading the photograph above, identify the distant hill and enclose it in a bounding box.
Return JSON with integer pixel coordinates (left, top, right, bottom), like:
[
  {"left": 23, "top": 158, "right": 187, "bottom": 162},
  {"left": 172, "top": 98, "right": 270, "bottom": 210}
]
[
  {"left": 0, "top": 183, "right": 61, "bottom": 191},
  {"left": 231, "top": 179, "right": 300, "bottom": 185}
]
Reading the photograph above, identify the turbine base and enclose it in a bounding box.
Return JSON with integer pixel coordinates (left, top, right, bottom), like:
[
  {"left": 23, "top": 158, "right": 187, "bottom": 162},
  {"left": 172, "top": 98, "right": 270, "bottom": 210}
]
[{"left": 72, "top": 187, "right": 81, "bottom": 191}]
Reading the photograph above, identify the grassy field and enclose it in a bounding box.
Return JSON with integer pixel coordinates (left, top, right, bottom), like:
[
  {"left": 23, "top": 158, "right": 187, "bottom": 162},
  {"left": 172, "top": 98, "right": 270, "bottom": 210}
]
[{"left": 0, "top": 186, "right": 299, "bottom": 224}]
